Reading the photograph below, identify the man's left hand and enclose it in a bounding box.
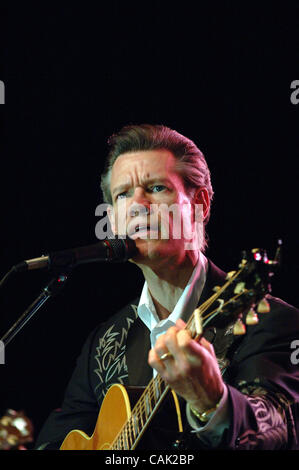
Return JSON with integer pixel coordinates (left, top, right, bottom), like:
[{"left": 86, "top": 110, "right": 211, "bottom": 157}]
[{"left": 148, "top": 318, "right": 224, "bottom": 414}]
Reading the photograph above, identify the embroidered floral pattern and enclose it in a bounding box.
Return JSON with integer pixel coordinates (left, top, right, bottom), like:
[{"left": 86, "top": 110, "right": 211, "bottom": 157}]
[
  {"left": 93, "top": 305, "right": 138, "bottom": 399},
  {"left": 235, "top": 378, "right": 289, "bottom": 449}
]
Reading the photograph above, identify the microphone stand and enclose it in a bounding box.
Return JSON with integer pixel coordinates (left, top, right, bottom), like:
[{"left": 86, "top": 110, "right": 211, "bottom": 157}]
[{"left": 1, "top": 272, "right": 69, "bottom": 347}]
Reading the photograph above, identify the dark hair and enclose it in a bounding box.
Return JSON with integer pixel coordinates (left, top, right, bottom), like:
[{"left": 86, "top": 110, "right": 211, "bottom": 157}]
[{"left": 100, "top": 124, "right": 214, "bottom": 250}]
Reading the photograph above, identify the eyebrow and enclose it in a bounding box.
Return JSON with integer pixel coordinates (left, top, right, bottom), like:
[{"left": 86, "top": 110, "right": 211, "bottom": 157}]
[{"left": 112, "top": 184, "right": 129, "bottom": 196}]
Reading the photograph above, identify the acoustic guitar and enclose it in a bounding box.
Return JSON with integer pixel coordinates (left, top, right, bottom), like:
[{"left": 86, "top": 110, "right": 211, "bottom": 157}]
[
  {"left": 60, "top": 247, "right": 280, "bottom": 450},
  {"left": 61, "top": 384, "right": 183, "bottom": 450}
]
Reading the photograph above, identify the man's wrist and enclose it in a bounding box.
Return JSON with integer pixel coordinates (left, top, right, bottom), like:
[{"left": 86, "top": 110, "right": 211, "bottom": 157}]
[
  {"left": 186, "top": 385, "right": 230, "bottom": 442},
  {"left": 189, "top": 401, "right": 221, "bottom": 423}
]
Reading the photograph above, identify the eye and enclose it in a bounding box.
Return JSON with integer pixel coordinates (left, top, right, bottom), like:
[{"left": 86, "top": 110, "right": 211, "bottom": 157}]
[
  {"left": 115, "top": 191, "right": 127, "bottom": 200},
  {"left": 150, "top": 185, "right": 167, "bottom": 193}
]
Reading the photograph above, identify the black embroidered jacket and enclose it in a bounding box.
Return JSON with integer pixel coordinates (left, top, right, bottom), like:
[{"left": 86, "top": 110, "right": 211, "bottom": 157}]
[{"left": 35, "top": 261, "right": 299, "bottom": 450}]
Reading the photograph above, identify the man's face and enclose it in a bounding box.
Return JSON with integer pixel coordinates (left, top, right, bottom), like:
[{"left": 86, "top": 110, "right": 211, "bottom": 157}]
[{"left": 109, "top": 149, "right": 204, "bottom": 267}]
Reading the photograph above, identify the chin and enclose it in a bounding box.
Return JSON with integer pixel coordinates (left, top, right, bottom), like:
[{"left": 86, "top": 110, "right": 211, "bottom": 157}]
[{"left": 130, "top": 238, "right": 181, "bottom": 265}]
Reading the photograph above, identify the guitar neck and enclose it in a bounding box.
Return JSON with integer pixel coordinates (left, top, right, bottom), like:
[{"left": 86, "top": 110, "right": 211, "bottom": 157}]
[{"left": 111, "top": 374, "right": 170, "bottom": 450}]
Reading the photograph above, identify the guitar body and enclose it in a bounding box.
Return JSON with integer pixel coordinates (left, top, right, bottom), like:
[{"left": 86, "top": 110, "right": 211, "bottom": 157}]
[{"left": 60, "top": 383, "right": 183, "bottom": 450}]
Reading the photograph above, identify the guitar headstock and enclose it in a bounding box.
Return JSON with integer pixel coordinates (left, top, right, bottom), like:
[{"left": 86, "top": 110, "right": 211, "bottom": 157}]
[
  {"left": 0, "top": 409, "right": 33, "bottom": 450},
  {"left": 191, "top": 244, "right": 281, "bottom": 337}
]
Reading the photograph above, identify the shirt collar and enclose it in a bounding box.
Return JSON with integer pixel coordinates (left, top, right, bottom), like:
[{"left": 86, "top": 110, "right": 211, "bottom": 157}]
[{"left": 137, "top": 252, "right": 208, "bottom": 332}]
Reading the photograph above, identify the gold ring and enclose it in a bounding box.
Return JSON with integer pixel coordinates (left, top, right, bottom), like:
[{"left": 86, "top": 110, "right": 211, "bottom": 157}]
[{"left": 160, "top": 352, "right": 173, "bottom": 361}]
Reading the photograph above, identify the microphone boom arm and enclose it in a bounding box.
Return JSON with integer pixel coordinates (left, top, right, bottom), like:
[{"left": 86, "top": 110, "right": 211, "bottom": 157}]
[{"left": 1, "top": 273, "right": 69, "bottom": 347}]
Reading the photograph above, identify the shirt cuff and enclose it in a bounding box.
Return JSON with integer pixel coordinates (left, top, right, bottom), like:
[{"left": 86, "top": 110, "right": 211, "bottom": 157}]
[{"left": 186, "top": 384, "right": 230, "bottom": 438}]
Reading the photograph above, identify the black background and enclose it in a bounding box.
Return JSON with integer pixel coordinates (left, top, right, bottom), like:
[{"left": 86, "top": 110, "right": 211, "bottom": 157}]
[{"left": 0, "top": 1, "right": 298, "bottom": 447}]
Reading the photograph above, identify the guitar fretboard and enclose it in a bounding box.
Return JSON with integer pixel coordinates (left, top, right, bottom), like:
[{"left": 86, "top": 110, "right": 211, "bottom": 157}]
[{"left": 111, "top": 374, "right": 170, "bottom": 450}]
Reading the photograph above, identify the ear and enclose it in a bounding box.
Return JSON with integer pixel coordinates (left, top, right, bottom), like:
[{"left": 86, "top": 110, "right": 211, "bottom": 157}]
[{"left": 193, "top": 187, "right": 210, "bottom": 223}]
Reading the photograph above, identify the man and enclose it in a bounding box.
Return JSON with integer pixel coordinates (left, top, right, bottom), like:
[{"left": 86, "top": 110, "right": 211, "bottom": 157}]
[{"left": 35, "top": 124, "right": 299, "bottom": 450}]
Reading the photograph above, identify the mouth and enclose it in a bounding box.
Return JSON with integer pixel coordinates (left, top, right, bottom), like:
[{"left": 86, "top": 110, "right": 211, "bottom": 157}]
[{"left": 128, "top": 224, "right": 159, "bottom": 239}]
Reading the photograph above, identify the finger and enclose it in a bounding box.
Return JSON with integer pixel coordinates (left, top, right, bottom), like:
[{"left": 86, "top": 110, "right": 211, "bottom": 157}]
[
  {"left": 176, "top": 328, "right": 194, "bottom": 350},
  {"left": 163, "top": 325, "right": 184, "bottom": 358},
  {"left": 179, "top": 331, "right": 215, "bottom": 360},
  {"left": 199, "top": 336, "right": 216, "bottom": 357},
  {"left": 175, "top": 318, "right": 187, "bottom": 330},
  {"left": 153, "top": 327, "right": 184, "bottom": 379},
  {"left": 176, "top": 330, "right": 203, "bottom": 366},
  {"left": 148, "top": 348, "right": 167, "bottom": 375},
  {"left": 154, "top": 328, "right": 177, "bottom": 359}
]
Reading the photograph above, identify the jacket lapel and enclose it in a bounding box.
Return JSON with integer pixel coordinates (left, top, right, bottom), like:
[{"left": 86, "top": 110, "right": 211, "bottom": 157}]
[{"left": 199, "top": 259, "right": 227, "bottom": 306}]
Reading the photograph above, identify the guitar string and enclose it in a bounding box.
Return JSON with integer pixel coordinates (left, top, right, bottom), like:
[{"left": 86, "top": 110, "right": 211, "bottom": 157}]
[{"left": 111, "top": 266, "right": 246, "bottom": 449}]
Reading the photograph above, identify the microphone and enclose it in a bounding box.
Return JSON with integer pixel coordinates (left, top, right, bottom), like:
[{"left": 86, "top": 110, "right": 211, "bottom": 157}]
[{"left": 13, "top": 237, "right": 137, "bottom": 272}]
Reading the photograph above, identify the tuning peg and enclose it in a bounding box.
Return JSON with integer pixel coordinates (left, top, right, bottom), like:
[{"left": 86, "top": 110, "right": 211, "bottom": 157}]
[
  {"left": 226, "top": 271, "right": 236, "bottom": 280},
  {"left": 234, "top": 282, "right": 245, "bottom": 294},
  {"left": 238, "top": 258, "right": 247, "bottom": 268},
  {"left": 233, "top": 318, "right": 246, "bottom": 335},
  {"left": 212, "top": 285, "right": 221, "bottom": 292},
  {"left": 245, "top": 308, "right": 259, "bottom": 325},
  {"left": 257, "top": 298, "right": 270, "bottom": 313}
]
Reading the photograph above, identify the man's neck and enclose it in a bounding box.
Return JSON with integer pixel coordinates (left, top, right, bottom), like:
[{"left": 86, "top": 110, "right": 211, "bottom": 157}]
[{"left": 137, "top": 253, "right": 200, "bottom": 320}]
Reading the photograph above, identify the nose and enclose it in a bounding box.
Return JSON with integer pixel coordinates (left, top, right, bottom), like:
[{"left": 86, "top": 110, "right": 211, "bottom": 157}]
[{"left": 129, "top": 187, "right": 151, "bottom": 217}]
